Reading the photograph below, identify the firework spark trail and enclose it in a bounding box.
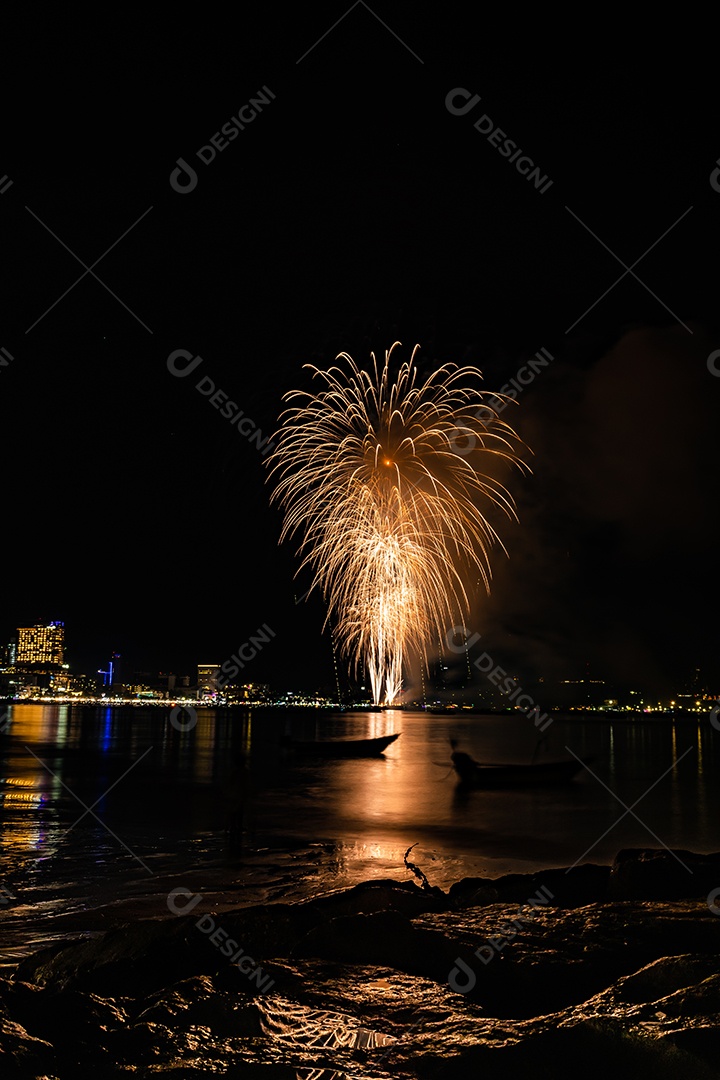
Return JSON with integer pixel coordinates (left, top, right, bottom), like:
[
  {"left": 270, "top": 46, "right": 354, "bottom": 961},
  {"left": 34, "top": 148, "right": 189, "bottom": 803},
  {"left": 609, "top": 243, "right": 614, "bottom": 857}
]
[{"left": 267, "top": 343, "right": 528, "bottom": 705}]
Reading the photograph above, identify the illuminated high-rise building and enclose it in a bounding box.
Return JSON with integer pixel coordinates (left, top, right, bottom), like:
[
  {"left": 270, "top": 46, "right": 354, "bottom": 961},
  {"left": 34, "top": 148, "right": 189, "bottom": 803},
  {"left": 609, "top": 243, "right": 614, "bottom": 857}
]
[
  {"left": 17, "top": 622, "right": 65, "bottom": 668},
  {"left": 197, "top": 663, "right": 220, "bottom": 695}
]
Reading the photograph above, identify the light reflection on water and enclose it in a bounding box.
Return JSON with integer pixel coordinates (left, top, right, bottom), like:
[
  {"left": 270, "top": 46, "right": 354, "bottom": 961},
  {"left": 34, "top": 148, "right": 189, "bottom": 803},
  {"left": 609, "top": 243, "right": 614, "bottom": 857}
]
[{"left": 0, "top": 703, "right": 718, "bottom": 958}]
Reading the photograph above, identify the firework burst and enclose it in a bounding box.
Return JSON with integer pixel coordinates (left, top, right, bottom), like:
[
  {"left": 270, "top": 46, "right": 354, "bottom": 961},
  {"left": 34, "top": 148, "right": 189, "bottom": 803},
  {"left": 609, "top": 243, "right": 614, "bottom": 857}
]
[{"left": 267, "top": 343, "right": 528, "bottom": 705}]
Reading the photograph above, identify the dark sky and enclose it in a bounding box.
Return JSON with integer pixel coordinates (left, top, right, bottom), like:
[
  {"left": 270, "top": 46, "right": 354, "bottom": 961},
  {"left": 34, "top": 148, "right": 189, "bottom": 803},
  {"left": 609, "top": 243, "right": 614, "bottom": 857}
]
[{"left": 3, "top": 10, "right": 719, "bottom": 694}]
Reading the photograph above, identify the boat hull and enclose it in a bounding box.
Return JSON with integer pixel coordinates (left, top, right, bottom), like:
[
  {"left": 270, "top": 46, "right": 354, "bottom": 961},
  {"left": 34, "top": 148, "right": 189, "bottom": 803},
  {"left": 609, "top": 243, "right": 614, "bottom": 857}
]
[
  {"left": 452, "top": 753, "right": 589, "bottom": 788},
  {"left": 286, "top": 733, "right": 400, "bottom": 757}
]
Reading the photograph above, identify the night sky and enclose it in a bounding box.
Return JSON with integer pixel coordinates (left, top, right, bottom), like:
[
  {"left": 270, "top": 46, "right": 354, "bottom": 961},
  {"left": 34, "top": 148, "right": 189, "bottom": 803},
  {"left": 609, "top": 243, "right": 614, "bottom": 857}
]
[{"left": 3, "top": 11, "right": 719, "bottom": 695}]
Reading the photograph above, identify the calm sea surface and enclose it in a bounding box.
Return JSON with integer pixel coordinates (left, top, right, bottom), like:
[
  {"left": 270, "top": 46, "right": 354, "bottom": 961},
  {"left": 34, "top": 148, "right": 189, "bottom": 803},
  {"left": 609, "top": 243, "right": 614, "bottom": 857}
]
[{"left": 1, "top": 704, "right": 718, "bottom": 962}]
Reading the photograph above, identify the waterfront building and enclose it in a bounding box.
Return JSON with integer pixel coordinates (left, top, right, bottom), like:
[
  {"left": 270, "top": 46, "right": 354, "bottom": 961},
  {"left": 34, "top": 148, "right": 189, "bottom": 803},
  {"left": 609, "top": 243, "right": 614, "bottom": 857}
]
[
  {"left": 16, "top": 622, "right": 64, "bottom": 669},
  {"left": 197, "top": 663, "right": 220, "bottom": 696}
]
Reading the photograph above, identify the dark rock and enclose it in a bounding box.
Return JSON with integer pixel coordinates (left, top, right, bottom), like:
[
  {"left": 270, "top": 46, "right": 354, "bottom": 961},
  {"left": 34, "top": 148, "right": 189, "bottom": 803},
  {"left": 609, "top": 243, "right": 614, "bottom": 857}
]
[
  {"left": 0, "top": 1015, "right": 56, "bottom": 1078},
  {"left": 134, "top": 974, "right": 262, "bottom": 1036},
  {"left": 218, "top": 901, "right": 320, "bottom": 959},
  {"left": 662, "top": 1025, "right": 720, "bottom": 1073},
  {"left": 0, "top": 978, "right": 44, "bottom": 1022},
  {"left": 523, "top": 864, "right": 611, "bottom": 907},
  {"left": 13, "top": 903, "right": 319, "bottom": 997},
  {"left": 292, "top": 910, "right": 460, "bottom": 983},
  {"left": 304, "top": 878, "right": 448, "bottom": 918},
  {"left": 654, "top": 973, "right": 720, "bottom": 1019},
  {"left": 447, "top": 877, "right": 500, "bottom": 906},
  {"left": 13, "top": 916, "right": 209, "bottom": 996},
  {"left": 608, "top": 848, "right": 720, "bottom": 901},
  {"left": 8, "top": 983, "right": 126, "bottom": 1046},
  {"left": 449, "top": 863, "right": 610, "bottom": 908},
  {"left": 614, "top": 954, "right": 720, "bottom": 1004},
  {"left": 4, "top": 852, "right": 720, "bottom": 1077}
]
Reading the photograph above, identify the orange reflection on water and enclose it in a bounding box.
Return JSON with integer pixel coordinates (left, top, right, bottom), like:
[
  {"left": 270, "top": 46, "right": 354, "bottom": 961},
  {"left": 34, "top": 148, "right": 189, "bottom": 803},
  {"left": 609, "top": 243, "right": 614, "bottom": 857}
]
[
  {"left": 192, "top": 709, "right": 217, "bottom": 784},
  {"left": 0, "top": 776, "right": 46, "bottom": 808},
  {"left": 0, "top": 775, "right": 52, "bottom": 858},
  {"left": 315, "top": 710, "right": 407, "bottom": 841},
  {"left": 0, "top": 706, "right": 61, "bottom": 860},
  {"left": 5, "top": 703, "right": 71, "bottom": 745}
]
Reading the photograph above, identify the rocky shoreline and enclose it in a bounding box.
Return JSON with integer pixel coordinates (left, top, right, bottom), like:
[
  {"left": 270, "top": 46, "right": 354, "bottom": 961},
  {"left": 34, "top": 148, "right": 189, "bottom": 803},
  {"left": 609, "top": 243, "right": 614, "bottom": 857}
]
[{"left": 2, "top": 847, "right": 720, "bottom": 1078}]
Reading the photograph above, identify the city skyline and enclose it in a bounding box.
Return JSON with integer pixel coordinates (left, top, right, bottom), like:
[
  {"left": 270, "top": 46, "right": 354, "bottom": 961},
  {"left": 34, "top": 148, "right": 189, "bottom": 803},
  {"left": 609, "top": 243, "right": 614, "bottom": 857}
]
[{"left": 1, "top": 616, "right": 715, "bottom": 711}]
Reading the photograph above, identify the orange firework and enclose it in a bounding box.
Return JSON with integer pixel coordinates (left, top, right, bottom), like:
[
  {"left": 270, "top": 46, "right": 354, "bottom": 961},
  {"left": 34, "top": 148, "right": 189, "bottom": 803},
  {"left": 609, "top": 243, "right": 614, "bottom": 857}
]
[{"left": 266, "top": 343, "right": 527, "bottom": 705}]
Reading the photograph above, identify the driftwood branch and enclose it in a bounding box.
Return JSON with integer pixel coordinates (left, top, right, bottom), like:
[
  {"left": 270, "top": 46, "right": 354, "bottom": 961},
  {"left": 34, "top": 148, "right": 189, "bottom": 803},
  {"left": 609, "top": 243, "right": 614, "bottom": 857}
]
[{"left": 403, "top": 843, "right": 433, "bottom": 891}]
